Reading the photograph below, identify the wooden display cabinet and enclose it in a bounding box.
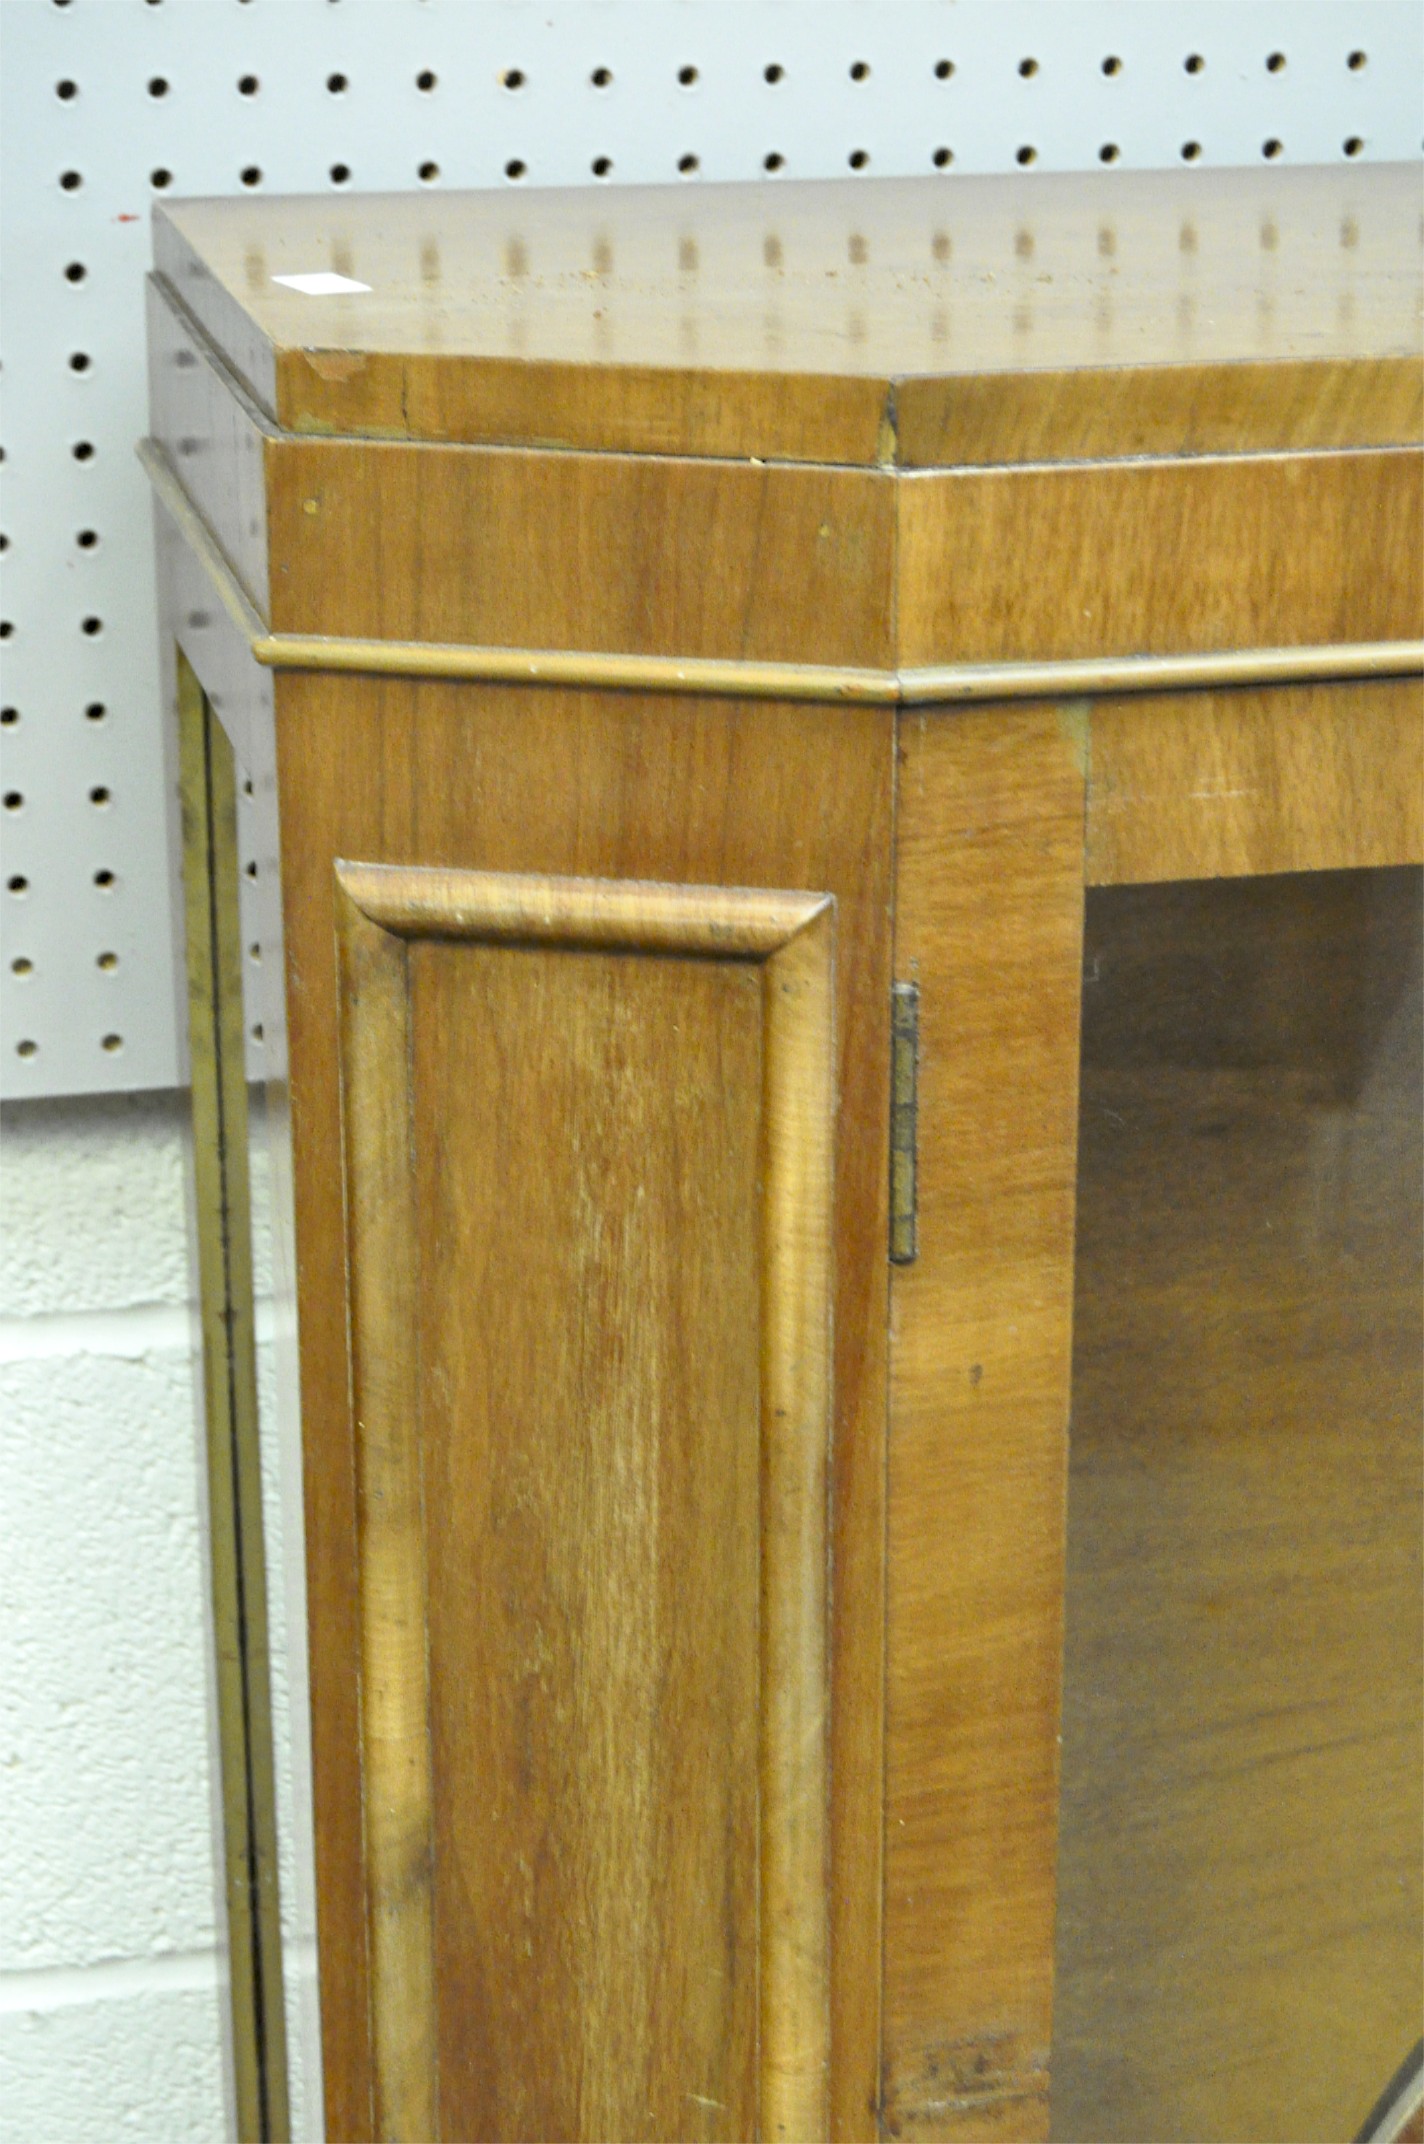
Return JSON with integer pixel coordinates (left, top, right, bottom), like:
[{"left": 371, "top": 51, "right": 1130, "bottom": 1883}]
[{"left": 145, "top": 164, "right": 1423, "bottom": 2144}]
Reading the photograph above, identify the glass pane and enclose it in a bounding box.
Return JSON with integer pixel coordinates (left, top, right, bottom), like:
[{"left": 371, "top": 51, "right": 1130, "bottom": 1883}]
[
  {"left": 1054, "top": 867, "right": 1423, "bottom": 2144},
  {"left": 181, "top": 653, "right": 324, "bottom": 2140},
  {"left": 232, "top": 729, "right": 326, "bottom": 2142}
]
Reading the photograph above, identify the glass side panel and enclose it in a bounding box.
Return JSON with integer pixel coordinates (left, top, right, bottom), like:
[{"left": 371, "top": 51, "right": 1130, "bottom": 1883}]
[
  {"left": 180, "top": 650, "right": 323, "bottom": 2141},
  {"left": 233, "top": 730, "right": 325, "bottom": 2144},
  {"left": 1053, "top": 867, "right": 1423, "bottom": 2144}
]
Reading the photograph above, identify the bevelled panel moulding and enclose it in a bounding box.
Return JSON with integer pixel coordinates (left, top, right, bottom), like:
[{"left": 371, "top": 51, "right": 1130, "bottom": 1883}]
[{"left": 334, "top": 861, "right": 836, "bottom": 2144}]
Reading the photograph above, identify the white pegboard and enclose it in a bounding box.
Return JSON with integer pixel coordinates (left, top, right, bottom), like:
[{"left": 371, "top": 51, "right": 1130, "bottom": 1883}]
[{"left": 1, "top": 0, "right": 1420, "bottom": 1099}]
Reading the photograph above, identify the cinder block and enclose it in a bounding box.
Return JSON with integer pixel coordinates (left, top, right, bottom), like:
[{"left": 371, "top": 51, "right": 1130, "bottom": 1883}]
[
  {"left": 0, "top": 1978, "right": 226, "bottom": 2144},
  {"left": 0, "top": 1093, "right": 191, "bottom": 1316},
  {"left": 1, "top": 1094, "right": 314, "bottom": 2123},
  {"left": 0, "top": 1347, "right": 218, "bottom": 1969}
]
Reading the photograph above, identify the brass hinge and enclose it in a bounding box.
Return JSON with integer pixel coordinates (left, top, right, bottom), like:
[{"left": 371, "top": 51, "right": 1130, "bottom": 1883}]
[{"left": 889, "top": 982, "right": 919, "bottom": 1265}]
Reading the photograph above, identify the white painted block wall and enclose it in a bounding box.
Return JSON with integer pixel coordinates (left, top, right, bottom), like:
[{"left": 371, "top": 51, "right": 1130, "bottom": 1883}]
[
  {"left": 0, "top": 1090, "right": 227, "bottom": 2141},
  {"left": 0, "top": 1089, "right": 316, "bottom": 2143}
]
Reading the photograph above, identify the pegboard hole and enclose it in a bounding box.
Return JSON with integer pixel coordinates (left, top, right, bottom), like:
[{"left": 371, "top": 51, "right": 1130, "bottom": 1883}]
[
  {"left": 849, "top": 60, "right": 871, "bottom": 82},
  {"left": 151, "top": 168, "right": 174, "bottom": 190},
  {"left": 504, "top": 157, "right": 527, "bottom": 181},
  {"left": 1262, "top": 138, "right": 1284, "bottom": 160},
  {"left": 249, "top": 942, "right": 262, "bottom": 962},
  {"left": 763, "top": 151, "right": 784, "bottom": 173},
  {"left": 55, "top": 79, "right": 78, "bottom": 101},
  {"left": 12, "top": 957, "right": 34, "bottom": 976},
  {"left": 1099, "top": 142, "right": 1121, "bottom": 164},
  {"left": 1184, "top": 53, "right": 1206, "bottom": 74},
  {"left": 416, "top": 69, "right": 437, "bottom": 91},
  {"left": 501, "top": 68, "right": 526, "bottom": 91},
  {"left": 93, "top": 869, "right": 115, "bottom": 890},
  {"left": 1102, "top": 55, "right": 1123, "bottom": 77},
  {"left": 1018, "top": 57, "right": 1039, "bottom": 78},
  {"left": 764, "top": 63, "right": 785, "bottom": 85},
  {"left": 934, "top": 59, "right": 954, "bottom": 80},
  {"left": 327, "top": 72, "right": 348, "bottom": 94},
  {"left": 64, "top": 261, "right": 87, "bottom": 283},
  {"left": 89, "top": 785, "right": 111, "bottom": 807},
  {"left": 0, "top": 534, "right": 7, "bottom": 553},
  {"left": 678, "top": 153, "right": 700, "bottom": 176},
  {"left": 73, "top": 440, "right": 95, "bottom": 461},
  {"left": 101, "top": 1033, "right": 123, "bottom": 1054},
  {"left": 0, "top": 623, "right": 12, "bottom": 641},
  {"left": 1344, "top": 136, "right": 1364, "bottom": 157},
  {"left": 590, "top": 156, "right": 611, "bottom": 178},
  {"left": 238, "top": 74, "right": 260, "bottom": 95},
  {"left": 0, "top": 708, "right": 17, "bottom": 727},
  {"left": 97, "top": 951, "right": 118, "bottom": 971},
  {"left": 81, "top": 615, "right": 103, "bottom": 636},
  {"left": 250, "top": 1023, "right": 265, "bottom": 1044},
  {"left": 8, "top": 876, "right": 30, "bottom": 896},
  {"left": 85, "top": 701, "right": 106, "bottom": 722},
  {"left": 76, "top": 528, "right": 98, "bottom": 549},
  {"left": 68, "top": 351, "right": 91, "bottom": 373},
  {"left": 59, "top": 170, "right": 83, "bottom": 192},
  {"left": 16, "top": 1040, "right": 38, "bottom": 1059},
  {"left": 678, "top": 64, "right": 700, "bottom": 88},
  {"left": 418, "top": 161, "right": 440, "bottom": 183},
  {"left": 3, "top": 792, "right": 23, "bottom": 812},
  {"left": 1016, "top": 144, "right": 1038, "bottom": 166},
  {"left": 591, "top": 66, "right": 613, "bottom": 88},
  {"left": 244, "top": 859, "right": 258, "bottom": 880},
  {"left": 1266, "top": 51, "right": 1287, "bottom": 73},
  {"left": 329, "top": 163, "right": 352, "bottom": 185},
  {"left": 1348, "top": 49, "right": 1368, "bottom": 70},
  {"left": 1181, "top": 140, "right": 1203, "bottom": 161},
  {"left": 848, "top": 148, "right": 870, "bottom": 170},
  {"left": 241, "top": 166, "right": 263, "bottom": 188},
  {"left": 148, "top": 76, "right": 169, "bottom": 97},
  {"left": 932, "top": 146, "right": 953, "bottom": 169}
]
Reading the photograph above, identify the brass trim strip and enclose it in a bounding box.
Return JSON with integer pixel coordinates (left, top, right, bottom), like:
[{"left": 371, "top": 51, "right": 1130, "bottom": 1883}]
[
  {"left": 898, "top": 640, "right": 1424, "bottom": 701},
  {"left": 260, "top": 632, "right": 896, "bottom": 702},
  {"left": 177, "top": 652, "right": 291, "bottom": 2143},
  {"left": 888, "top": 982, "right": 920, "bottom": 1267},
  {"left": 142, "top": 439, "right": 1424, "bottom": 706}
]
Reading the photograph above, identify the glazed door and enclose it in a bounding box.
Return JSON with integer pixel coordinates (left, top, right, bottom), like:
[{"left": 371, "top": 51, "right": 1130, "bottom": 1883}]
[
  {"left": 1054, "top": 863, "right": 1423, "bottom": 2143},
  {"left": 884, "top": 680, "right": 1423, "bottom": 2144}
]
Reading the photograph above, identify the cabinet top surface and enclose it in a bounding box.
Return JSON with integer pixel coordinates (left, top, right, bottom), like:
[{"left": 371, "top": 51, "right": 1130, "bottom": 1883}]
[{"left": 155, "top": 164, "right": 1422, "bottom": 465}]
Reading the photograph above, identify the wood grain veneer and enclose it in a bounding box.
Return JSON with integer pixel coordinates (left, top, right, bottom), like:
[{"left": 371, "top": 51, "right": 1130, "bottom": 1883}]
[
  {"left": 334, "top": 863, "right": 836, "bottom": 2141},
  {"left": 260, "top": 433, "right": 895, "bottom": 663},
  {"left": 1085, "top": 677, "right": 1424, "bottom": 885},
  {"left": 148, "top": 156, "right": 1424, "bottom": 2144},
  {"left": 154, "top": 165, "right": 1421, "bottom": 465},
  {"left": 895, "top": 449, "right": 1423, "bottom": 667},
  {"left": 270, "top": 674, "right": 892, "bottom": 2141},
  {"left": 883, "top": 705, "right": 1088, "bottom": 2139}
]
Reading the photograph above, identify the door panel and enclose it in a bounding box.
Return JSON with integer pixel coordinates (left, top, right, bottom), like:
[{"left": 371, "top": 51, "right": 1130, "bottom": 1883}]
[{"left": 333, "top": 864, "right": 837, "bottom": 2141}]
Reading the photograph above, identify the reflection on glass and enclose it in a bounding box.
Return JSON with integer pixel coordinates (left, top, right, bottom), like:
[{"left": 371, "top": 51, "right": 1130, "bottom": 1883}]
[
  {"left": 236, "top": 742, "right": 325, "bottom": 2143},
  {"left": 1054, "top": 868, "right": 1423, "bottom": 2144}
]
